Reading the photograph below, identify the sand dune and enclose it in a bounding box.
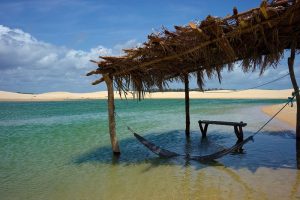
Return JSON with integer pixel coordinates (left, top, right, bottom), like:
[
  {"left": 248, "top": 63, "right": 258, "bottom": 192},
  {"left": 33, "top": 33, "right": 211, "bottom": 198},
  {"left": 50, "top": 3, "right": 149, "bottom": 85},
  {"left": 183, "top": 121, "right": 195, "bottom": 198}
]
[{"left": 0, "top": 89, "right": 294, "bottom": 101}]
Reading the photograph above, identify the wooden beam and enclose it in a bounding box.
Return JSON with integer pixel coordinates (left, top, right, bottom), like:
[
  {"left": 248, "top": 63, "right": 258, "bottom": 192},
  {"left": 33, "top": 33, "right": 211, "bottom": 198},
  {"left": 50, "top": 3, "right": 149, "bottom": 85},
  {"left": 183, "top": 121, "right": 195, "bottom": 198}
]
[
  {"left": 92, "top": 77, "right": 104, "bottom": 85},
  {"left": 184, "top": 74, "right": 190, "bottom": 137},
  {"left": 288, "top": 44, "right": 300, "bottom": 139},
  {"left": 104, "top": 75, "right": 121, "bottom": 155}
]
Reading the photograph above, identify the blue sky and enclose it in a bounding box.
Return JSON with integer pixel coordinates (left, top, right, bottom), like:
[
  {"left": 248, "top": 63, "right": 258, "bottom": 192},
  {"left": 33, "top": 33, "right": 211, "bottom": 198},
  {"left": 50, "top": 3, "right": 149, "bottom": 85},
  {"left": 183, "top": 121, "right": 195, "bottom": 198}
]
[{"left": 0, "top": 0, "right": 299, "bottom": 93}]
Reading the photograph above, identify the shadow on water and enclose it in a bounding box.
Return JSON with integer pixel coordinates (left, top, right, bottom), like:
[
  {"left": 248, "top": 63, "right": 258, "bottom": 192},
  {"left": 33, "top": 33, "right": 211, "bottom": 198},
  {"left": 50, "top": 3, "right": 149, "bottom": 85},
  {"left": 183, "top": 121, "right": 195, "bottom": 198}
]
[{"left": 73, "top": 129, "right": 299, "bottom": 171}]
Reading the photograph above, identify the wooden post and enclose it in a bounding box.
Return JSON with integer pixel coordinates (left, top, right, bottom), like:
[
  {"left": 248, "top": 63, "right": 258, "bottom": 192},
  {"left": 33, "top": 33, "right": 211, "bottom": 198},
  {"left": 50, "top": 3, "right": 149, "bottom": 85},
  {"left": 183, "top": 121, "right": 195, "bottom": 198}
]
[
  {"left": 104, "top": 75, "right": 121, "bottom": 155},
  {"left": 288, "top": 45, "right": 300, "bottom": 139},
  {"left": 184, "top": 74, "right": 190, "bottom": 137}
]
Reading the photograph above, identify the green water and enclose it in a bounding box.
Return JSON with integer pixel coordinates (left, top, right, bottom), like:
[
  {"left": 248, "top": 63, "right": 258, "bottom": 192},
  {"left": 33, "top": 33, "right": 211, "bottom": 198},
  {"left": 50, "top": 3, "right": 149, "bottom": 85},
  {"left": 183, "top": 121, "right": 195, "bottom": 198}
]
[{"left": 1, "top": 99, "right": 300, "bottom": 199}]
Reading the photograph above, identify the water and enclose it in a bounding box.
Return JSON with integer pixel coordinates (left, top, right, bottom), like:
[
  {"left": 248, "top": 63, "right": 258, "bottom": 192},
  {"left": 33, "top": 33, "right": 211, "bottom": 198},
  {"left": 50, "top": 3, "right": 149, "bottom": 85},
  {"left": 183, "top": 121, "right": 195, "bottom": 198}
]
[{"left": 0, "top": 99, "right": 299, "bottom": 199}]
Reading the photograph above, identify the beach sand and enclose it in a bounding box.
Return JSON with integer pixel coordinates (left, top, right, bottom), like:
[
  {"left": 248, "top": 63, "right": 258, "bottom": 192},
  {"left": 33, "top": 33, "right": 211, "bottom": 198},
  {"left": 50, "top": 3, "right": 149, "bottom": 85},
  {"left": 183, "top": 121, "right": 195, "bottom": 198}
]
[
  {"left": 0, "top": 89, "right": 294, "bottom": 101},
  {"left": 262, "top": 103, "right": 297, "bottom": 128}
]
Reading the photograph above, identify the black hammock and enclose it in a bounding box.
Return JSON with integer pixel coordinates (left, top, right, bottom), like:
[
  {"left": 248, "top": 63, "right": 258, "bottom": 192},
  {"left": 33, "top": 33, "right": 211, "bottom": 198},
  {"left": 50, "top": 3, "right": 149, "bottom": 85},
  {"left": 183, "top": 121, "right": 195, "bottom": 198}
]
[{"left": 131, "top": 128, "right": 253, "bottom": 161}]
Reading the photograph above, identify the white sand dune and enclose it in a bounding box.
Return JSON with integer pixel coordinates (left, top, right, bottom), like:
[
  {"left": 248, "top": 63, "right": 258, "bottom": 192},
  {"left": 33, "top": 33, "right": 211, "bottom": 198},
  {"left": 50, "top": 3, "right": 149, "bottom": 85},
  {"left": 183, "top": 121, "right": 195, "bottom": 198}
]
[
  {"left": 0, "top": 91, "right": 108, "bottom": 101},
  {"left": 0, "top": 89, "right": 294, "bottom": 101}
]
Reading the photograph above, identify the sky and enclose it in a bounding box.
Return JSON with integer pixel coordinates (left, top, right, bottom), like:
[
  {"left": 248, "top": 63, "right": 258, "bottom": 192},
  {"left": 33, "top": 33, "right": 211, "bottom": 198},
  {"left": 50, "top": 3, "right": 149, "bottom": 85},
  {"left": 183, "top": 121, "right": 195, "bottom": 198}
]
[{"left": 0, "top": 0, "right": 299, "bottom": 93}]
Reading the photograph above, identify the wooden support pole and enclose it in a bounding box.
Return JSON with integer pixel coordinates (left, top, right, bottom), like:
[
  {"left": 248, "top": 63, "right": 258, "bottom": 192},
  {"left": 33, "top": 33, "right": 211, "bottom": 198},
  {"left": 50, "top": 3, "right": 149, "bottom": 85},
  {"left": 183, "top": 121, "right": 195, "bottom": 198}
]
[
  {"left": 184, "top": 74, "right": 190, "bottom": 137},
  {"left": 104, "top": 75, "right": 121, "bottom": 155},
  {"left": 288, "top": 45, "right": 300, "bottom": 139}
]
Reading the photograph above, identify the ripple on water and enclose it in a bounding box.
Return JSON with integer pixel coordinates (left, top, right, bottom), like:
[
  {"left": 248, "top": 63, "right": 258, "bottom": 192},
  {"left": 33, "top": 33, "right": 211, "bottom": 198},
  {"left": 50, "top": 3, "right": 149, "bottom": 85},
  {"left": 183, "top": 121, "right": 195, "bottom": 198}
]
[{"left": 0, "top": 113, "right": 107, "bottom": 127}]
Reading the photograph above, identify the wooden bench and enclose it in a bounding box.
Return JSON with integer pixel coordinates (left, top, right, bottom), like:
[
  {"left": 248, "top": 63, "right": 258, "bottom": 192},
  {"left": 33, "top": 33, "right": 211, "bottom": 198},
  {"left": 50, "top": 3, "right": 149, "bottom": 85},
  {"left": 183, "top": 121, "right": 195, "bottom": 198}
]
[{"left": 198, "top": 120, "right": 247, "bottom": 141}]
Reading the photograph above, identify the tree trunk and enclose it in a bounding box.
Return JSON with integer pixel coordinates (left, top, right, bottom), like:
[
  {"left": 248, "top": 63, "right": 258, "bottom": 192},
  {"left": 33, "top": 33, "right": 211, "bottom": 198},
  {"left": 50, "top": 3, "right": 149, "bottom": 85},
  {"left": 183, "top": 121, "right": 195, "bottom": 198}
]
[
  {"left": 104, "top": 75, "right": 121, "bottom": 155},
  {"left": 184, "top": 74, "right": 190, "bottom": 137},
  {"left": 288, "top": 46, "right": 300, "bottom": 139}
]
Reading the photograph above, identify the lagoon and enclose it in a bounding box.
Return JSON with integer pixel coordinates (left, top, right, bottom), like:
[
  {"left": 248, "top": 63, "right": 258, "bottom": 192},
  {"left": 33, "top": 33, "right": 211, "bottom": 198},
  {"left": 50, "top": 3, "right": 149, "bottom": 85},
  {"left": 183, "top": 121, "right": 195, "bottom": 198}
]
[{"left": 1, "top": 99, "right": 299, "bottom": 199}]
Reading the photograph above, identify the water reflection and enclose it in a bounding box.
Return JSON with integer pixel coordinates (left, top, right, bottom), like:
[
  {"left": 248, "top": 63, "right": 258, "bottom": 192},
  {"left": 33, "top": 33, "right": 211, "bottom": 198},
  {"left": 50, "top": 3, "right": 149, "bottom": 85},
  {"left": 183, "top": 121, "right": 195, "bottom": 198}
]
[
  {"left": 297, "top": 140, "right": 300, "bottom": 169},
  {"left": 74, "top": 129, "right": 297, "bottom": 171},
  {"left": 184, "top": 137, "right": 191, "bottom": 167}
]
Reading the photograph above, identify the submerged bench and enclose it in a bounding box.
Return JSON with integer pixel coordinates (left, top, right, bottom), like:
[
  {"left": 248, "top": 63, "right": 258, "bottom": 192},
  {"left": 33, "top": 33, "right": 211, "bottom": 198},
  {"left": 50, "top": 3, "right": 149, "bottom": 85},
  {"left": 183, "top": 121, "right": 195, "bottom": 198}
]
[{"left": 198, "top": 120, "right": 247, "bottom": 141}]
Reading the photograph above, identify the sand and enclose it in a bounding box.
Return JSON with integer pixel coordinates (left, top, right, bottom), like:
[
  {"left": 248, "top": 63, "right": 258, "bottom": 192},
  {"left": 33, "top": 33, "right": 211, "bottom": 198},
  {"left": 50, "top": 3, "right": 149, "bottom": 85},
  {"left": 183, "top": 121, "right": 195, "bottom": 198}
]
[
  {"left": 0, "top": 89, "right": 294, "bottom": 101},
  {"left": 262, "top": 103, "right": 297, "bottom": 128}
]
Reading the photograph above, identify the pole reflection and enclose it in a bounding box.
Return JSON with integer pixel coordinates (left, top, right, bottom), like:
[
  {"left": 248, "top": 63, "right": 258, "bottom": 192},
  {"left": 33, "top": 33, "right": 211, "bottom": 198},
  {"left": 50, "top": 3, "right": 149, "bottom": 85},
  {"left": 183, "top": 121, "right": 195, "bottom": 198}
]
[{"left": 297, "top": 140, "right": 300, "bottom": 169}]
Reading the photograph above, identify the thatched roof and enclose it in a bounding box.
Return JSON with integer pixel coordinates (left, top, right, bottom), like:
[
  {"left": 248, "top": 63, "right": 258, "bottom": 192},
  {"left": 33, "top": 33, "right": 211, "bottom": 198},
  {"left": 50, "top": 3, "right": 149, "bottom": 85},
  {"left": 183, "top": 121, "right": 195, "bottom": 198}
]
[{"left": 87, "top": 0, "right": 300, "bottom": 98}]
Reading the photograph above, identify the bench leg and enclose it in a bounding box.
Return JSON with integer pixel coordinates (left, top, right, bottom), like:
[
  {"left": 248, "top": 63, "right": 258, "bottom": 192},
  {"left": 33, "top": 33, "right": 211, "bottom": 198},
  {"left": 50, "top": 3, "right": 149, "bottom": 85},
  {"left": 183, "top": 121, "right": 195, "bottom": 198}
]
[
  {"left": 199, "top": 123, "right": 208, "bottom": 138},
  {"left": 238, "top": 126, "right": 244, "bottom": 140},
  {"left": 234, "top": 125, "right": 244, "bottom": 141},
  {"left": 234, "top": 125, "right": 244, "bottom": 153}
]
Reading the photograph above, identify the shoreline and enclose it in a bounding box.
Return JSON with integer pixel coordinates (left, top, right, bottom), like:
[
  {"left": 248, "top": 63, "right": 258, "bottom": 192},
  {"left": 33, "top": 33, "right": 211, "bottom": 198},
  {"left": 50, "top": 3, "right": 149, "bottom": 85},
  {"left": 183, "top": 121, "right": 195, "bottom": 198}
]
[
  {"left": 0, "top": 89, "right": 293, "bottom": 102},
  {"left": 262, "top": 103, "right": 296, "bottom": 128}
]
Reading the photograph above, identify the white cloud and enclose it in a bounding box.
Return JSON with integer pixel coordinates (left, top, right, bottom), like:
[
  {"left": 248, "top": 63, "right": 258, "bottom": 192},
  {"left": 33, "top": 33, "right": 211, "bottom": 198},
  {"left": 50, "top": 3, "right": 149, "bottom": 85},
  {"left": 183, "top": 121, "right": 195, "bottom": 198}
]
[{"left": 0, "top": 25, "right": 138, "bottom": 93}]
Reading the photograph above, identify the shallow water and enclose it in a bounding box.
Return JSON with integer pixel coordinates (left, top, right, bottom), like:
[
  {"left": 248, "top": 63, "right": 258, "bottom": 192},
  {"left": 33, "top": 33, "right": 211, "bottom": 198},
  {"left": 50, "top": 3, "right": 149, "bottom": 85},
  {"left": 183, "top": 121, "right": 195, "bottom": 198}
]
[{"left": 1, "top": 99, "right": 299, "bottom": 199}]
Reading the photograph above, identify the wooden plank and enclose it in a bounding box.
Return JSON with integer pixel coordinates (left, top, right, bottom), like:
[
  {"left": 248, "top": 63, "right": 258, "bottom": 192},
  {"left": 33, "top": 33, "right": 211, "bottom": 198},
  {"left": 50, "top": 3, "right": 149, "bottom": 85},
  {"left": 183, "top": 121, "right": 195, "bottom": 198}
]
[{"left": 198, "top": 120, "right": 247, "bottom": 127}]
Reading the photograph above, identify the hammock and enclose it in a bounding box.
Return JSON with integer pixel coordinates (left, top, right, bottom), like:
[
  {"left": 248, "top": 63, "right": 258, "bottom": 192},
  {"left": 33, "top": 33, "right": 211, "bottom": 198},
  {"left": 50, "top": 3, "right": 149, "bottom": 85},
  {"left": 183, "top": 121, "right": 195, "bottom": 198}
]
[
  {"left": 133, "top": 132, "right": 180, "bottom": 157},
  {"left": 132, "top": 128, "right": 253, "bottom": 161}
]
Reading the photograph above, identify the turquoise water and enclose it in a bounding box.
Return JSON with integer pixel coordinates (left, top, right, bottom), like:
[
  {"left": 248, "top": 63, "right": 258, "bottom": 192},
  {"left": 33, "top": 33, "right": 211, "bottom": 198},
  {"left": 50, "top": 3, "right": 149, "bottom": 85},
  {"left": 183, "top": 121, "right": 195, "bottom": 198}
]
[{"left": 1, "top": 99, "right": 300, "bottom": 199}]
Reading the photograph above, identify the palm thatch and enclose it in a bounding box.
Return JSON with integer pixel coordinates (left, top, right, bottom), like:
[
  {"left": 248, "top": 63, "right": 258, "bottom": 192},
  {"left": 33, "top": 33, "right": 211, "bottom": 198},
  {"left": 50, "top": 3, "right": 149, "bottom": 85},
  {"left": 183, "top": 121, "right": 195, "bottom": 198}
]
[{"left": 87, "top": 0, "right": 300, "bottom": 99}]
